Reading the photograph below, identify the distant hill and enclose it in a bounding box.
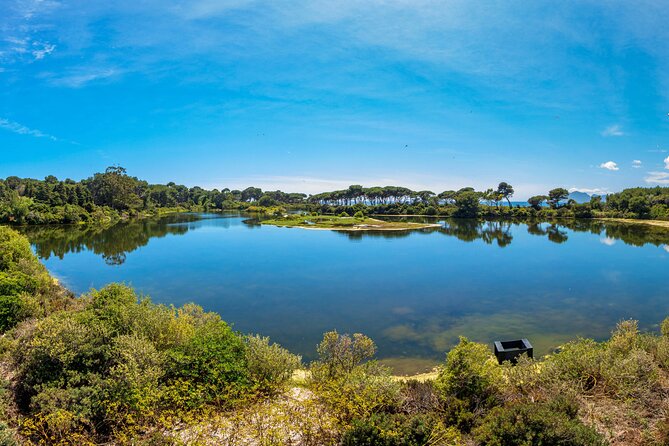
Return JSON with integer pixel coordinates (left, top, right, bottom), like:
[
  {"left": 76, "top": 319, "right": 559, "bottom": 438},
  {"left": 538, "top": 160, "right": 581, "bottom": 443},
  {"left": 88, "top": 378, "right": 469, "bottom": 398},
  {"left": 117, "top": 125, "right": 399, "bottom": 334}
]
[
  {"left": 568, "top": 191, "right": 591, "bottom": 203},
  {"left": 568, "top": 190, "right": 606, "bottom": 204}
]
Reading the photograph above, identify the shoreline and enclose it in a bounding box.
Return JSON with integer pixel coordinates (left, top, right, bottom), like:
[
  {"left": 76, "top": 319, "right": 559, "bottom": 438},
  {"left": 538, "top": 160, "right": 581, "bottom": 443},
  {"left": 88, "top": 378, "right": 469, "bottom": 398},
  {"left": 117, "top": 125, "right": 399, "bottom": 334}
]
[
  {"left": 263, "top": 216, "right": 443, "bottom": 232},
  {"left": 597, "top": 217, "right": 669, "bottom": 229}
]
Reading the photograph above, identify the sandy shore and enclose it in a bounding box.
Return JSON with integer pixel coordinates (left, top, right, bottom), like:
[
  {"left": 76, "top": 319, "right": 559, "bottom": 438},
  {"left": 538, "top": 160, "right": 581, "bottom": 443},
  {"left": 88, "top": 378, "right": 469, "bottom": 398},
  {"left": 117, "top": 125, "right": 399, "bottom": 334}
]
[{"left": 598, "top": 218, "right": 669, "bottom": 229}]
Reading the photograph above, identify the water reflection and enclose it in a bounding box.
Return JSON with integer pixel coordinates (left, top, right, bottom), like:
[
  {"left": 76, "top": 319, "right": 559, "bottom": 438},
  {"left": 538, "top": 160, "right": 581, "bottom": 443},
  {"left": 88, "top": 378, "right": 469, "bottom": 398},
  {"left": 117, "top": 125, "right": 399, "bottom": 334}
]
[
  {"left": 18, "top": 213, "right": 201, "bottom": 265},
  {"left": 19, "top": 215, "right": 669, "bottom": 266}
]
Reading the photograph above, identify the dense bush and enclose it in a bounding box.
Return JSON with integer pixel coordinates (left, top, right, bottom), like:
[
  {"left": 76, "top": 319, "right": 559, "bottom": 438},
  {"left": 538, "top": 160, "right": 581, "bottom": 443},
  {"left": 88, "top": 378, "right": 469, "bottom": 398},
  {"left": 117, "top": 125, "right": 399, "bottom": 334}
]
[
  {"left": 310, "top": 331, "right": 401, "bottom": 425},
  {"left": 244, "top": 334, "right": 302, "bottom": 393},
  {"left": 341, "top": 413, "right": 445, "bottom": 446},
  {"left": 0, "top": 227, "right": 66, "bottom": 332},
  {"left": 2, "top": 275, "right": 293, "bottom": 442},
  {"left": 435, "top": 337, "right": 502, "bottom": 429},
  {"left": 473, "top": 396, "right": 606, "bottom": 446}
]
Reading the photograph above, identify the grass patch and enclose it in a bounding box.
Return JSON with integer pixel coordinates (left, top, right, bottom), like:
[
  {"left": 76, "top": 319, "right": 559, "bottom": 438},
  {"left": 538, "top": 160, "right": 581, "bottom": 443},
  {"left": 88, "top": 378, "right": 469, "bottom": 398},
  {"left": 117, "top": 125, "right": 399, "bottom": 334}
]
[{"left": 261, "top": 215, "right": 441, "bottom": 231}]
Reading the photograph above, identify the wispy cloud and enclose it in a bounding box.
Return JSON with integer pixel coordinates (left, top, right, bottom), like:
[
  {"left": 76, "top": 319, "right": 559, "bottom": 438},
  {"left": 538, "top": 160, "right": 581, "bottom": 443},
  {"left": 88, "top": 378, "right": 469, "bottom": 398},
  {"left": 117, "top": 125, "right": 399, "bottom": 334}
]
[
  {"left": 32, "top": 42, "right": 56, "bottom": 60},
  {"left": 0, "top": 117, "right": 58, "bottom": 141},
  {"left": 601, "top": 124, "right": 625, "bottom": 137},
  {"left": 599, "top": 161, "right": 619, "bottom": 171},
  {"left": 665, "top": 156, "right": 669, "bottom": 169},
  {"left": 645, "top": 171, "right": 669, "bottom": 185},
  {"left": 2, "top": 37, "right": 56, "bottom": 61},
  {"left": 632, "top": 159, "right": 642, "bottom": 168},
  {"left": 43, "top": 67, "right": 121, "bottom": 88}
]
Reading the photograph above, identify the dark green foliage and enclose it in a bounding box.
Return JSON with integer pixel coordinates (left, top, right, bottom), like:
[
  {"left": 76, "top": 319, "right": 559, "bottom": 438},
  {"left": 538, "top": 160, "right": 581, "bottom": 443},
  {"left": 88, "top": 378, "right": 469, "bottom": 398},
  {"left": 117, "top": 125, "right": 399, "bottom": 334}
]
[
  {"left": 435, "top": 337, "right": 502, "bottom": 430},
  {"left": 10, "top": 282, "right": 258, "bottom": 440},
  {"left": 473, "top": 397, "right": 606, "bottom": 446},
  {"left": 548, "top": 188, "right": 569, "bottom": 209},
  {"left": 0, "top": 168, "right": 308, "bottom": 225},
  {"left": 257, "top": 194, "right": 276, "bottom": 206},
  {"left": 341, "top": 414, "right": 438, "bottom": 446},
  {"left": 606, "top": 186, "right": 669, "bottom": 219},
  {"left": 165, "top": 318, "right": 249, "bottom": 407},
  {"left": 424, "top": 206, "right": 437, "bottom": 215},
  {"left": 454, "top": 191, "right": 480, "bottom": 217},
  {"left": 0, "top": 227, "right": 64, "bottom": 332},
  {"left": 0, "top": 294, "right": 23, "bottom": 332}
]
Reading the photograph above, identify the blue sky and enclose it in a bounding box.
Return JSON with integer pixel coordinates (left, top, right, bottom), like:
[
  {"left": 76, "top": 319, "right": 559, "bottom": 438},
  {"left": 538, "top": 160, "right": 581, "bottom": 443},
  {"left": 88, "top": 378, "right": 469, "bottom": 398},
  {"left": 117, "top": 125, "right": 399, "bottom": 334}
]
[{"left": 2, "top": 0, "right": 669, "bottom": 199}]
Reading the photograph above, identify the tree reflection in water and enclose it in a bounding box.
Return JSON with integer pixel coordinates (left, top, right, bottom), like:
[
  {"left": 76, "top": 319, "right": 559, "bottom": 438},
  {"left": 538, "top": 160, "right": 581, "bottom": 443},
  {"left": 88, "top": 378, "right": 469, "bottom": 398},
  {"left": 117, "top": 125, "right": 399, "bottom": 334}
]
[
  {"left": 18, "top": 213, "right": 201, "bottom": 265},
  {"left": 18, "top": 214, "right": 669, "bottom": 266}
]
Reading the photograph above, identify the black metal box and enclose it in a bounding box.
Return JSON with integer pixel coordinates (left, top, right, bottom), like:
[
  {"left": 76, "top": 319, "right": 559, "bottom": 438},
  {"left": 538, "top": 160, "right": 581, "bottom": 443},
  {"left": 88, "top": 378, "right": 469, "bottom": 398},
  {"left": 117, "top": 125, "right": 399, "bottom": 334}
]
[{"left": 494, "top": 338, "right": 533, "bottom": 364}]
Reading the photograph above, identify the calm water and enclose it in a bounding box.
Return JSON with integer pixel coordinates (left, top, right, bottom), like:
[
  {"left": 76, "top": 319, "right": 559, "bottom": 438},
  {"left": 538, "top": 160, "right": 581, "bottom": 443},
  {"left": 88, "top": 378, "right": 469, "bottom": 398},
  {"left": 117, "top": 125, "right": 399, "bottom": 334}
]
[{"left": 18, "top": 213, "right": 669, "bottom": 373}]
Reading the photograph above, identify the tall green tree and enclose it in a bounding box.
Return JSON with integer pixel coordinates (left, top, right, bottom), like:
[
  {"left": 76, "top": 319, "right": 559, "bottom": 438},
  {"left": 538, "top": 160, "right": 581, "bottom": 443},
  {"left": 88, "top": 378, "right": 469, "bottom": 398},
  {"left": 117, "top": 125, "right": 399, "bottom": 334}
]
[
  {"left": 528, "top": 195, "right": 548, "bottom": 210},
  {"left": 497, "top": 182, "right": 514, "bottom": 208},
  {"left": 548, "top": 188, "right": 569, "bottom": 209},
  {"left": 87, "top": 166, "right": 143, "bottom": 210},
  {"left": 454, "top": 191, "right": 481, "bottom": 218}
]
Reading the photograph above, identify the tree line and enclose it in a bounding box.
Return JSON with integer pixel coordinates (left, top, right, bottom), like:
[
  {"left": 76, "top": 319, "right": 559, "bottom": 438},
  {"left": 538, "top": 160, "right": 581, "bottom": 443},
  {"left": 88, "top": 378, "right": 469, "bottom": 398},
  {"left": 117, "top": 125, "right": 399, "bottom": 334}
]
[{"left": 1, "top": 166, "right": 668, "bottom": 224}]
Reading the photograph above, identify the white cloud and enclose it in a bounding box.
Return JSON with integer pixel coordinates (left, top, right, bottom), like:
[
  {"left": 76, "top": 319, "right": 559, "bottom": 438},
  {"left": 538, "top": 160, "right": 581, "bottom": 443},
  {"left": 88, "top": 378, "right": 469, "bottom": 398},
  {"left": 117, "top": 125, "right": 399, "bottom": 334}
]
[
  {"left": 665, "top": 156, "right": 669, "bottom": 169},
  {"left": 32, "top": 42, "right": 56, "bottom": 60},
  {"left": 664, "top": 245, "right": 669, "bottom": 253},
  {"left": 601, "top": 125, "right": 625, "bottom": 137},
  {"left": 600, "top": 237, "right": 616, "bottom": 246},
  {"left": 599, "top": 161, "right": 619, "bottom": 171},
  {"left": 0, "top": 117, "right": 58, "bottom": 141},
  {"left": 568, "top": 187, "right": 610, "bottom": 195},
  {"left": 632, "top": 160, "right": 642, "bottom": 168},
  {"left": 44, "top": 67, "right": 121, "bottom": 88},
  {"left": 645, "top": 171, "right": 669, "bottom": 185}
]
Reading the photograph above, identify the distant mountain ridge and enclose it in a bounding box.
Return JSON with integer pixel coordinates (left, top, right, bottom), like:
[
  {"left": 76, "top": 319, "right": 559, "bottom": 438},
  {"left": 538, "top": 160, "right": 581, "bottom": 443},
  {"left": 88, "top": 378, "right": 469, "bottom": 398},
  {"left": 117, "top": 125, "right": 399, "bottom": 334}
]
[{"left": 568, "top": 191, "right": 592, "bottom": 204}]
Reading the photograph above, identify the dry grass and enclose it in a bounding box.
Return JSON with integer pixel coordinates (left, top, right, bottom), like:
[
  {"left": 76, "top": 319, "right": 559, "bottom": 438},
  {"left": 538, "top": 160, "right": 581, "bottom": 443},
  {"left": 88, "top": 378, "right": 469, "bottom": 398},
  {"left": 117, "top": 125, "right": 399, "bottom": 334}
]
[{"left": 598, "top": 217, "right": 669, "bottom": 229}]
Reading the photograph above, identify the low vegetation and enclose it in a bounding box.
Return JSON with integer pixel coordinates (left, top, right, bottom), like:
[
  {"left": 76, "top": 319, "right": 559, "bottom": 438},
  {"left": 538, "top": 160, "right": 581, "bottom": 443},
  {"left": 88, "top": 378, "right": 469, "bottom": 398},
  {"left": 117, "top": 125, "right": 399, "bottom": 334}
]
[
  {"left": 2, "top": 226, "right": 669, "bottom": 444},
  {"left": 261, "top": 214, "right": 441, "bottom": 231}
]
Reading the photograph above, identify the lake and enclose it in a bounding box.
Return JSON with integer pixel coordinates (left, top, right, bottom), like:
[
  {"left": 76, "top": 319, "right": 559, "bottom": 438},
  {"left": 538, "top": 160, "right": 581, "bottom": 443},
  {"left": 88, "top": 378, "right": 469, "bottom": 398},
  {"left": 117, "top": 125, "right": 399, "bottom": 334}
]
[{"left": 18, "top": 213, "right": 669, "bottom": 374}]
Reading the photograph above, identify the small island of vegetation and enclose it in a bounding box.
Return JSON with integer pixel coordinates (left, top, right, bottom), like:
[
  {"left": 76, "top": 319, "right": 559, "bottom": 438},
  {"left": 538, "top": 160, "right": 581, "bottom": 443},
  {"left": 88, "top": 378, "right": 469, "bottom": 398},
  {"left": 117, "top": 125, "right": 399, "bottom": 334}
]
[{"left": 261, "top": 212, "right": 442, "bottom": 231}]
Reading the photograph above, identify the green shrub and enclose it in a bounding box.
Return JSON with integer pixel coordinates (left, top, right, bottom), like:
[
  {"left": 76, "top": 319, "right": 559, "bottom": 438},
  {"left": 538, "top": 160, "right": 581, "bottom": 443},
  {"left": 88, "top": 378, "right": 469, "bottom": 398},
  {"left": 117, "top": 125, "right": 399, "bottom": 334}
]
[
  {"left": 165, "top": 318, "right": 249, "bottom": 408},
  {"left": 435, "top": 337, "right": 501, "bottom": 409},
  {"left": 338, "top": 212, "right": 350, "bottom": 217},
  {"left": 311, "top": 330, "right": 376, "bottom": 381},
  {"left": 0, "top": 226, "right": 34, "bottom": 271},
  {"left": 0, "top": 294, "right": 23, "bottom": 332},
  {"left": 353, "top": 211, "right": 365, "bottom": 219},
  {"left": 244, "top": 334, "right": 301, "bottom": 393},
  {"left": 473, "top": 397, "right": 606, "bottom": 446},
  {"left": 341, "top": 413, "right": 440, "bottom": 446},
  {"left": 543, "top": 338, "right": 603, "bottom": 392},
  {"left": 0, "top": 271, "right": 39, "bottom": 296},
  {"left": 542, "top": 323, "right": 661, "bottom": 403},
  {"left": 424, "top": 206, "right": 437, "bottom": 216},
  {"left": 660, "top": 317, "right": 669, "bottom": 337}
]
